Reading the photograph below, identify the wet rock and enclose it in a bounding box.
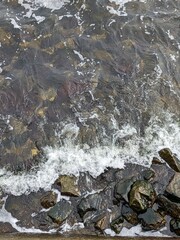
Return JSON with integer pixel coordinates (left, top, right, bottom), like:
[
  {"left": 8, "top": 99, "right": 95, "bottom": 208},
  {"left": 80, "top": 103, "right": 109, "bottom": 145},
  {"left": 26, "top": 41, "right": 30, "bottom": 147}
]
[
  {"left": 141, "top": 169, "right": 155, "bottom": 181},
  {"left": 40, "top": 191, "right": 57, "bottom": 209},
  {"left": 129, "top": 180, "right": 156, "bottom": 212},
  {"left": 170, "top": 218, "right": 180, "bottom": 236},
  {"left": 56, "top": 175, "right": 81, "bottom": 197},
  {"left": 0, "top": 223, "right": 17, "bottom": 233},
  {"left": 152, "top": 157, "right": 163, "bottom": 165},
  {"left": 138, "top": 208, "right": 166, "bottom": 231},
  {"left": 110, "top": 216, "right": 124, "bottom": 234},
  {"left": 32, "top": 212, "right": 55, "bottom": 231},
  {"left": 157, "top": 195, "right": 180, "bottom": 219},
  {"left": 78, "top": 192, "right": 109, "bottom": 218},
  {"left": 159, "top": 148, "right": 180, "bottom": 172},
  {"left": 121, "top": 203, "right": 139, "bottom": 225},
  {"left": 95, "top": 213, "right": 110, "bottom": 231},
  {"left": 48, "top": 199, "right": 73, "bottom": 225},
  {"left": 151, "top": 162, "right": 174, "bottom": 194},
  {"left": 114, "top": 177, "right": 135, "bottom": 202},
  {"left": 165, "top": 173, "right": 180, "bottom": 202},
  {"left": 5, "top": 192, "right": 42, "bottom": 228}
]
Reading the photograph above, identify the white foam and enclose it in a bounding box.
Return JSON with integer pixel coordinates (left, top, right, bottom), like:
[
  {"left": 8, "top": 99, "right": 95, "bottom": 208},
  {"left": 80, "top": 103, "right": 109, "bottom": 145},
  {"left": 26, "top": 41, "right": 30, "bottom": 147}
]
[{"left": 0, "top": 113, "right": 179, "bottom": 196}]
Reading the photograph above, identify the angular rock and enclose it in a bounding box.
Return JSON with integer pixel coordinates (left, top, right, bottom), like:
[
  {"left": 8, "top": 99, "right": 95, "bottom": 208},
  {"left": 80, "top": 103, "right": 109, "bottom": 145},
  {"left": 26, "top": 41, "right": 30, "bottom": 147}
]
[
  {"left": 121, "top": 203, "right": 139, "bottom": 225},
  {"left": 141, "top": 169, "right": 155, "bottom": 181},
  {"left": 78, "top": 192, "right": 108, "bottom": 218},
  {"left": 56, "top": 175, "right": 80, "bottom": 197},
  {"left": 129, "top": 180, "right": 156, "bottom": 212},
  {"left": 48, "top": 199, "right": 73, "bottom": 225},
  {"left": 165, "top": 173, "right": 180, "bottom": 202},
  {"left": 157, "top": 194, "right": 180, "bottom": 219},
  {"left": 138, "top": 208, "right": 166, "bottom": 231},
  {"left": 110, "top": 216, "right": 124, "bottom": 234},
  {"left": 95, "top": 213, "right": 110, "bottom": 231},
  {"left": 170, "top": 218, "right": 180, "bottom": 236},
  {"left": 159, "top": 148, "right": 180, "bottom": 172},
  {"left": 40, "top": 191, "right": 57, "bottom": 209},
  {"left": 114, "top": 177, "right": 135, "bottom": 202}
]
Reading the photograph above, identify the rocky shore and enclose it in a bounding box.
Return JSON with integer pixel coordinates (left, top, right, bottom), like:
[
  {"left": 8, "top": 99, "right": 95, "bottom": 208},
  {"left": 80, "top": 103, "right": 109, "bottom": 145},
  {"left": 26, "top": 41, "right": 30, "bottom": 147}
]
[{"left": 1, "top": 148, "right": 180, "bottom": 237}]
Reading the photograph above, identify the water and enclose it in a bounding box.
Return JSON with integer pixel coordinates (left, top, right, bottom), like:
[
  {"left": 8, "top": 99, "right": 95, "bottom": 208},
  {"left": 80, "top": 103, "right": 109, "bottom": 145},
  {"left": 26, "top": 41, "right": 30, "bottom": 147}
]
[{"left": 0, "top": 0, "right": 179, "bottom": 235}]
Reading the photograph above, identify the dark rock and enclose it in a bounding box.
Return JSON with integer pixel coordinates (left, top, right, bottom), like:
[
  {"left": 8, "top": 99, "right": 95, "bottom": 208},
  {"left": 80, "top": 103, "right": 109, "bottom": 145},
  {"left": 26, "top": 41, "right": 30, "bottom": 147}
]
[
  {"left": 151, "top": 162, "right": 174, "bottom": 194},
  {"left": 138, "top": 208, "right": 166, "bottom": 231},
  {"left": 5, "top": 192, "right": 42, "bottom": 228},
  {"left": 78, "top": 192, "right": 107, "bottom": 218},
  {"left": 152, "top": 157, "right": 163, "bottom": 165},
  {"left": 95, "top": 213, "right": 110, "bottom": 231},
  {"left": 114, "top": 177, "right": 135, "bottom": 202},
  {"left": 56, "top": 175, "right": 81, "bottom": 197},
  {"left": 110, "top": 216, "right": 124, "bottom": 234},
  {"left": 121, "top": 203, "right": 139, "bottom": 225},
  {"left": 40, "top": 191, "right": 57, "bottom": 209},
  {"left": 159, "top": 148, "right": 180, "bottom": 172},
  {"left": 170, "top": 218, "right": 180, "bottom": 235},
  {"left": 129, "top": 180, "right": 156, "bottom": 212},
  {"left": 48, "top": 199, "right": 73, "bottom": 225},
  {"left": 157, "top": 195, "right": 180, "bottom": 219},
  {"left": 165, "top": 173, "right": 180, "bottom": 202},
  {"left": 141, "top": 169, "right": 155, "bottom": 181},
  {"left": 32, "top": 212, "right": 55, "bottom": 230},
  {"left": 0, "top": 223, "right": 17, "bottom": 233}
]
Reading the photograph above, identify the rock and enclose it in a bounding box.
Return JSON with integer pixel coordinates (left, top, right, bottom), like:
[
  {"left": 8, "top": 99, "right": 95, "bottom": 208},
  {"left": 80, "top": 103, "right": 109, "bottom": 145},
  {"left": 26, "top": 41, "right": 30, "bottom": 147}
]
[
  {"left": 95, "top": 213, "right": 110, "bottom": 231},
  {"left": 152, "top": 157, "right": 163, "bottom": 165},
  {"left": 158, "top": 148, "right": 180, "bottom": 172},
  {"left": 110, "top": 216, "right": 124, "bottom": 234},
  {"left": 151, "top": 162, "right": 174, "bottom": 195},
  {"left": 78, "top": 192, "right": 108, "bottom": 218},
  {"left": 32, "top": 212, "right": 55, "bottom": 231},
  {"left": 121, "top": 203, "right": 139, "bottom": 225},
  {"left": 129, "top": 180, "right": 156, "bottom": 212},
  {"left": 114, "top": 177, "right": 135, "bottom": 202},
  {"left": 0, "top": 223, "right": 17, "bottom": 233},
  {"left": 138, "top": 208, "right": 166, "bottom": 231},
  {"left": 48, "top": 199, "right": 73, "bottom": 225},
  {"left": 141, "top": 169, "right": 155, "bottom": 181},
  {"left": 165, "top": 173, "right": 180, "bottom": 202},
  {"left": 157, "top": 195, "right": 180, "bottom": 219},
  {"left": 56, "top": 175, "right": 81, "bottom": 197},
  {"left": 40, "top": 191, "right": 57, "bottom": 209},
  {"left": 170, "top": 218, "right": 180, "bottom": 236}
]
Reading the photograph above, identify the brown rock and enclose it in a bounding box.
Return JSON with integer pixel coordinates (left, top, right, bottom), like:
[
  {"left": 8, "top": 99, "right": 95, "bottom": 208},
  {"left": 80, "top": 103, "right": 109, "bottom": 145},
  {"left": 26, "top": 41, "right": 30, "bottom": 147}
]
[
  {"left": 166, "top": 173, "right": 180, "bottom": 202},
  {"left": 157, "top": 195, "right": 180, "bottom": 218},
  {"left": 56, "top": 175, "right": 80, "bottom": 197},
  {"left": 40, "top": 191, "right": 57, "bottom": 209},
  {"left": 158, "top": 148, "right": 180, "bottom": 172},
  {"left": 0, "top": 223, "right": 17, "bottom": 233}
]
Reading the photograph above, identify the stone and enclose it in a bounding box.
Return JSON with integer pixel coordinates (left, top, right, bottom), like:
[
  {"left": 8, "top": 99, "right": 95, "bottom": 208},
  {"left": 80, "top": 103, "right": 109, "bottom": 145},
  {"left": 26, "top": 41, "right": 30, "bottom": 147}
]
[
  {"left": 110, "top": 216, "right": 124, "bottom": 234},
  {"left": 141, "top": 169, "right": 155, "bottom": 181},
  {"left": 138, "top": 208, "right": 166, "bottom": 231},
  {"left": 0, "top": 223, "right": 17, "bottom": 233},
  {"left": 114, "top": 177, "right": 135, "bottom": 202},
  {"left": 157, "top": 195, "right": 180, "bottom": 219},
  {"left": 158, "top": 148, "right": 180, "bottom": 172},
  {"left": 121, "top": 203, "right": 139, "bottom": 225},
  {"left": 129, "top": 180, "right": 156, "bottom": 212},
  {"left": 170, "top": 218, "right": 180, "bottom": 236},
  {"left": 48, "top": 199, "right": 73, "bottom": 225},
  {"left": 78, "top": 192, "right": 107, "bottom": 218},
  {"left": 56, "top": 175, "right": 81, "bottom": 197},
  {"left": 40, "top": 191, "right": 57, "bottom": 209},
  {"left": 95, "top": 213, "right": 110, "bottom": 231},
  {"left": 165, "top": 173, "right": 180, "bottom": 202}
]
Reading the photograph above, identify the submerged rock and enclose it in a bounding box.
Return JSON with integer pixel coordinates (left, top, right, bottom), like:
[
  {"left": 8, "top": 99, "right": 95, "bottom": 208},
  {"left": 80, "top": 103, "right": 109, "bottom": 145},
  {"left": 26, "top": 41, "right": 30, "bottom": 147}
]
[
  {"left": 129, "top": 180, "right": 156, "bottom": 212},
  {"left": 56, "top": 175, "right": 81, "bottom": 197},
  {"left": 159, "top": 148, "right": 180, "bottom": 172},
  {"left": 48, "top": 199, "right": 73, "bottom": 225},
  {"left": 138, "top": 208, "right": 166, "bottom": 231},
  {"left": 165, "top": 173, "right": 180, "bottom": 202},
  {"left": 40, "top": 191, "right": 57, "bottom": 209}
]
